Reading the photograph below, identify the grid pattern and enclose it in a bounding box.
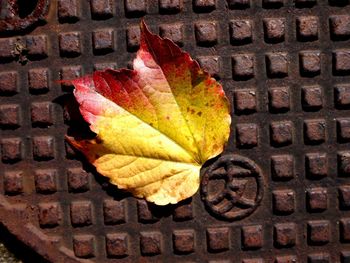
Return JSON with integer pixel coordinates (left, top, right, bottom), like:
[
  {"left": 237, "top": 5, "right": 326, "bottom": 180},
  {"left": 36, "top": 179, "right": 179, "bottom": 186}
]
[{"left": 1, "top": 0, "right": 350, "bottom": 262}]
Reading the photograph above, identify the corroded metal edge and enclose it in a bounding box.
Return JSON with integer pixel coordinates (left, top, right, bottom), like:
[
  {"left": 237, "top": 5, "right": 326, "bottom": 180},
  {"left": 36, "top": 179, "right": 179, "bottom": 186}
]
[{"left": 0, "top": 196, "right": 91, "bottom": 263}]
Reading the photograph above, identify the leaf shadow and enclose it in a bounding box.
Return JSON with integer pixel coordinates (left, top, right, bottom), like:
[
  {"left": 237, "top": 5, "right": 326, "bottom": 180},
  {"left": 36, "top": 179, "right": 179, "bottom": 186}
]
[
  {"left": 55, "top": 93, "right": 180, "bottom": 215},
  {"left": 201, "top": 154, "right": 221, "bottom": 173},
  {"left": 84, "top": 160, "right": 133, "bottom": 202},
  {"left": 54, "top": 93, "right": 221, "bottom": 217},
  {"left": 54, "top": 94, "right": 94, "bottom": 137},
  {"left": 55, "top": 94, "right": 133, "bottom": 201},
  {"left": 146, "top": 202, "right": 175, "bottom": 219}
]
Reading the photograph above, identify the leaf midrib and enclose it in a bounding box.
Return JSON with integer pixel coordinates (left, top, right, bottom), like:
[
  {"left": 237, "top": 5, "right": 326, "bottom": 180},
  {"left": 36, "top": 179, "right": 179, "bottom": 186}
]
[{"left": 142, "top": 34, "right": 204, "bottom": 164}]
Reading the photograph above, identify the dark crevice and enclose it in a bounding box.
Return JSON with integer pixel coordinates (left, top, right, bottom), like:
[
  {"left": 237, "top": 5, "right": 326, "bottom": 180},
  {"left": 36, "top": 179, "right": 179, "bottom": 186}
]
[
  {"left": 0, "top": 224, "right": 48, "bottom": 263},
  {"left": 18, "top": 0, "right": 39, "bottom": 18}
]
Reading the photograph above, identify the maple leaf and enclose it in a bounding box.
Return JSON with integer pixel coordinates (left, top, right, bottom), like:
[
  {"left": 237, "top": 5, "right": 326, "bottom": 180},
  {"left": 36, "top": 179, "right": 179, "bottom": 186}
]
[{"left": 67, "top": 21, "right": 231, "bottom": 205}]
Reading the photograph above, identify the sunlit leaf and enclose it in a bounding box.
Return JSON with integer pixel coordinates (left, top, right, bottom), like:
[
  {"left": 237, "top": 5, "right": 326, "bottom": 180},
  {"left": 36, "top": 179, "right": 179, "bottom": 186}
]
[{"left": 67, "top": 21, "right": 231, "bottom": 205}]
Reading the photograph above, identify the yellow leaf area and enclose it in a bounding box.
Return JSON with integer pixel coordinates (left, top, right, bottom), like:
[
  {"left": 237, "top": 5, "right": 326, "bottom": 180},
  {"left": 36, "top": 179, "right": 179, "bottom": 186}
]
[{"left": 67, "top": 21, "right": 231, "bottom": 205}]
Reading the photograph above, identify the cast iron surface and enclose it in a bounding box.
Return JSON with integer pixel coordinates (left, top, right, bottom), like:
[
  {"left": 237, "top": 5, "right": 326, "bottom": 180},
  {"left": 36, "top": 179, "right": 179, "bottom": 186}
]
[{"left": 1, "top": 0, "right": 350, "bottom": 262}]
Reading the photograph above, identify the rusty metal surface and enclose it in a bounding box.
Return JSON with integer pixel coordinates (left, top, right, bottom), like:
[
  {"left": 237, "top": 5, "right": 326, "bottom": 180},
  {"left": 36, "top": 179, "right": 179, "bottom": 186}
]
[{"left": 1, "top": 0, "right": 350, "bottom": 262}]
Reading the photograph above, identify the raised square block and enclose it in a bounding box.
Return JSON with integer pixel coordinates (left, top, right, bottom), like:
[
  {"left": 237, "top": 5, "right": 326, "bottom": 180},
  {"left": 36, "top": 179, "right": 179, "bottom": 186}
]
[
  {"left": 271, "top": 155, "right": 294, "bottom": 181},
  {"left": 90, "top": 0, "right": 113, "bottom": 19},
  {"left": 26, "top": 35, "right": 48, "bottom": 59},
  {"left": 266, "top": 53, "right": 288, "bottom": 78},
  {"left": 305, "top": 153, "right": 328, "bottom": 179},
  {"left": 338, "top": 151, "right": 350, "bottom": 177},
  {"left": 92, "top": 29, "right": 115, "bottom": 54},
  {"left": 0, "top": 38, "right": 16, "bottom": 61},
  {"left": 333, "top": 50, "right": 350, "bottom": 75},
  {"left": 31, "top": 102, "right": 53, "bottom": 127},
  {"left": 270, "top": 121, "right": 293, "bottom": 147},
  {"left": 32, "top": 136, "right": 55, "bottom": 161},
  {"left": 272, "top": 189, "right": 295, "bottom": 215},
  {"left": 173, "top": 199, "right": 193, "bottom": 221},
  {"left": 103, "top": 200, "right": 126, "bottom": 225},
  {"left": 73, "top": 235, "right": 95, "bottom": 258},
  {"left": 297, "top": 16, "right": 318, "bottom": 41},
  {"left": 38, "top": 202, "right": 61, "bottom": 227},
  {"left": 67, "top": 167, "right": 90, "bottom": 192},
  {"left": 125, "top": 0, "right": 146, "bottom": 17},
  {"left": 1, "top": 138, "right": 22, "bottom": 163},
  {"left": 299, "top": 51, "right": 321, "bottom": 77},
  {"left": 241, "top": 225, "right": 263, "bottom": 250},
  {"left": 307, "top": 188, "right": 328, "bottom": 212},
  {"left": 60, "top": 66, "right": 82, "bottom": 90},
  {"left": 339, "top": 185, "right": 350, "bottom": 210},
  {"left": 137, "top": 199, "right": 159, "bottom": 223},
  {"left": 337, "top": 118, "right": 350, "bottom": 142},
  {"left": 230, "top": 19, "right": 253, "bottom": 45},
  {"left": 58, "top": 32, "right": 82, "bottom": 57},
  {"left": 304, "top": 119, "right": 326, "bottom": 145},
  {"left": 197, "top": 56, "right": 220, "bottom": 79},
  {"left": 274, "top": 223, "right": 296, "bottom": 248},
  {"left": 0, "top": 71, "right": 18, "bottom": 95},
  {"left": 70, "top": 201, "right": 93, "bottom": 226},
  {"left": 159, "top": 0, "right": 183, "bottom": 14},
  {"left": 232, "top": 54, "right": 255, "bottom": 80},
  {"left": 4, "top": 170, "right": 23, "bottom": 195},
  {"left": 302, "top": 85, "right": 323, "bottom": 111},
  {"left": 61, "top": 66, "right": 82, "bottom": 81},
  {"left": 195, "top": 21, "right": 218, "bottom": 46},
  {"left": 340, "top": 218, "right": 350, "bottom": 242},
  {"left": 263, "top": 18, "right": 285, "bottom": 43},
  {"left": 173, "top": 230, "right": 195, "bottom": 254},
  {"left": 307, "top": 220, "right": 330, "bottom": 245},
  {"left": 335, "top": 84, "right": 350, "bottom": 109},
  {"left": 126, "top": 26, "right": 140, "bottom": 52},
  {"left": 207, "top": 227, "right": 230, "bottom": 252},
  {"left": 34, "top": 169, "right": 58, "bottom": 194},
  {"left": 140, "top": 232, "right": 162, "bottom": 255},
  {"left": 234, "top": 89, "right": 257, "bottom": 114},
  {"left": 236, "top": 123, "right": 258, "bottom": 148},
  {"left": 329, "top": 15, "right": 350, "bottom": 40},
  {"left": 58, "top": 0, "right": 80, "bottom": 22},
  {"left": 106, "top": 233, "right": 128, "bottom": 257},
  {"left": 0, "top": 104, "right": 21, "bottom": 129},
  {"left": 159, "top": 23, "right": 184, "bottom": 46},
  {"left": 268, "top": 86, "right": 290, "bottom": 112},
  {"left": 28, "top": 68, "right": 49, "bottom": 94}
]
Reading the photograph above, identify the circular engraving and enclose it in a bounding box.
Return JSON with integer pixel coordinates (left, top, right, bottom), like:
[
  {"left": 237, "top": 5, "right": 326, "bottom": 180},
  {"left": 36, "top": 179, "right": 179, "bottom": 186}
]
[
  {"left": 0, "top": 0, "right": 50, "bottom": 33},
  {"left": 201, "top": 154, "right": 264, "bottom": 221}
]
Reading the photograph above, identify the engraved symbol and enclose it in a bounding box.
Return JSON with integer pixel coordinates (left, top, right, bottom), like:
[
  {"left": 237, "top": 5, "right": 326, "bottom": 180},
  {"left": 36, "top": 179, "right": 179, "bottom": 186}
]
[
  {"left": 0, "top": 0, "right": 49, "bottom": 34},
  {"left": 201, "top": 154, "right": 264, "bottom": 221}
]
